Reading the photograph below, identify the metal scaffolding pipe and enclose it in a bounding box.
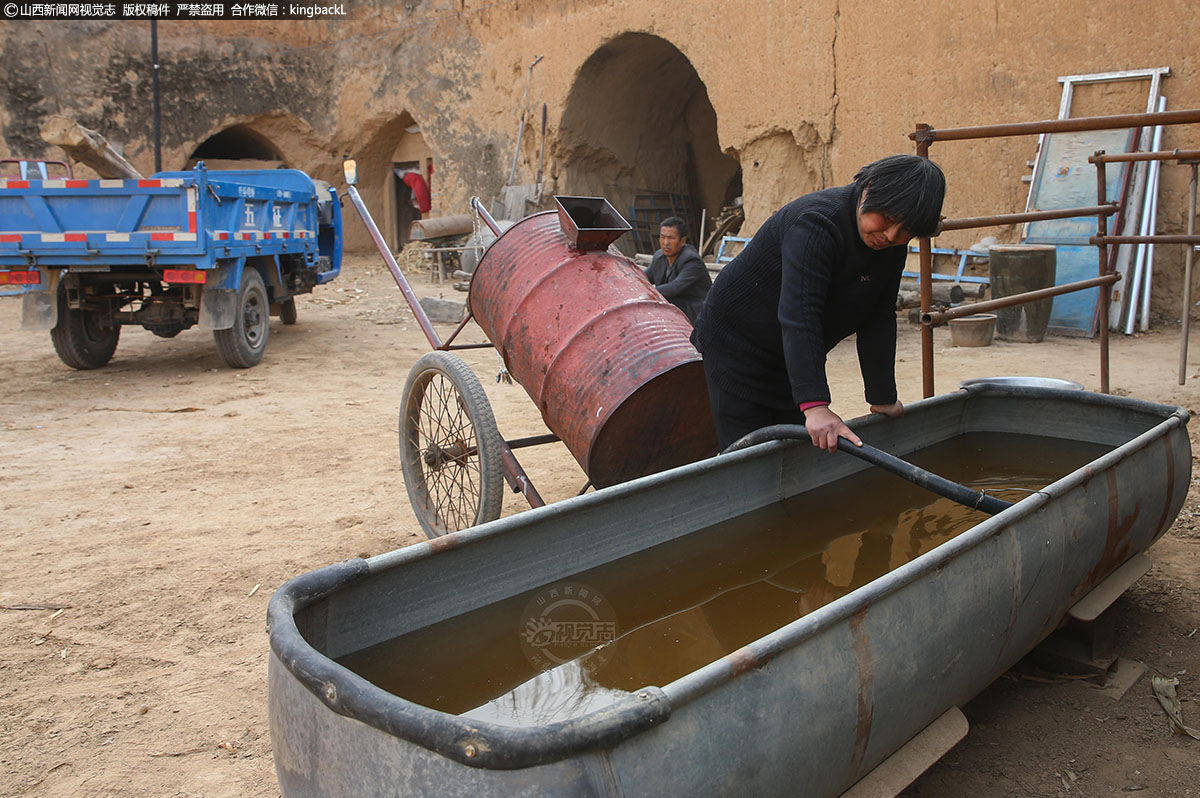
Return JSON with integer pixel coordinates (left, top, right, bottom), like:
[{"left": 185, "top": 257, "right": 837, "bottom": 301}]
[
  {"left": 1090, "top": 234, "right": 1200, "bottom": 245},
  {"left": 916, "top": 139, "right": 935, "bottom": 398},
  {"left": 920, "top": 274, "right": 1121, "bottom": 327},
  {"left": 1180, "top": 164, "right": 1198, "bottom": 385},
  {"left": 908, "top": 110, "right": 1200, "bottom": 397},
  {"left": 910, "top": 108, "right": 1200, "bottom": 144},
  {"left": 1128, "top": 107, "right": 1168, "bottom": 335},
  {"left": 938, "top": 204, "right": 1117, "bottom": 232},
  {"left": 1095, "top": 156, "right": 1111, "bottom": 394},
  {"left": 1089, "top": 149, "right": 1200, "bottom": 164}
]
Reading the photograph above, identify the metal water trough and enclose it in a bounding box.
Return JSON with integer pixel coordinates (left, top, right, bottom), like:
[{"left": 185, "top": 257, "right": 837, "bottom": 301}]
[{"left": 267, "top": 384, "right": 1190, "bottom": 797}]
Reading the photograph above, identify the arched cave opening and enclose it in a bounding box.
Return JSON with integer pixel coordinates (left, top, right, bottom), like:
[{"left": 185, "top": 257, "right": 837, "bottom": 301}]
[
  {"left": 560, "top": 32, "right": 741, "bottom": 256},
  {"left": 356, "top": 111, "right": 435, "bottom": 251},
  {"left": 187, "top": 125, "right": 285, "bottom": 169}
]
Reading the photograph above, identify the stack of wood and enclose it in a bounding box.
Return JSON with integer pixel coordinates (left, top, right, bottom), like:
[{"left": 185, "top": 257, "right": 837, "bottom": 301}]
[{"left": 701, "top": 203, "right": 745, "bottom": 257}]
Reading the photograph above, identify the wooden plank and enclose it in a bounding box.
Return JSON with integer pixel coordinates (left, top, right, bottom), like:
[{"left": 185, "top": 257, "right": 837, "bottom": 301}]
[
  {"left": 840, "top": 707, "right": 969, "bottom": 798},
  {"left": 1069, "top": 552, "right": 1152, "bottom": 622}
]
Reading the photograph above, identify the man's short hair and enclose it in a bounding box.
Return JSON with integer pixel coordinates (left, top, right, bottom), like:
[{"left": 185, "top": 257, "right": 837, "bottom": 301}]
[
  {"left": 660, "top": 216, "right": 688, "bottom": 240},
  {"left": 853, "top": 155, "right": 946, "bottom": 238}
]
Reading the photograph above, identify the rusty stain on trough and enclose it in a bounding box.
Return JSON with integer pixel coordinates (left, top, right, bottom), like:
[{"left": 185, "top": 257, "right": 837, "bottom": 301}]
[
  {"left": 1155, "top": 433, "right": 1177, "bottom": 536},
  {"left": 428, "top": 532, "right": 461, "bottom": 553},
  {"left": 726, "top": 645, "right": 765, "bottom": 678},
  {"left": 849, "top": 609, "right": 874, "bottom": 777}
]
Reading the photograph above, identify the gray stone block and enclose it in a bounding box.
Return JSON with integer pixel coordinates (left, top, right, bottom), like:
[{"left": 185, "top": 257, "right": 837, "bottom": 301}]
[{"left": 418, "top": 296, "right": 467, "bottom": 324}]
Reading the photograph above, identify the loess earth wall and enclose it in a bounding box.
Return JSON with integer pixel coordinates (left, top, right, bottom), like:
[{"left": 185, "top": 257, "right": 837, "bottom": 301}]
[{"left": 3, "top": 0, "right": 1200, "bottom": 318}]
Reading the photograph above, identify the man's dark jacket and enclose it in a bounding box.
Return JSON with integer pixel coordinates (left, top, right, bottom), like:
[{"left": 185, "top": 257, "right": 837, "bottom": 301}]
[{"left": 644, "top": 244, "right": 712, "bottom": 324}]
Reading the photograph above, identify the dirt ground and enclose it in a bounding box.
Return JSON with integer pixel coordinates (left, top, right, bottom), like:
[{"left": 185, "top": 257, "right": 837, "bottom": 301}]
[{"left": 1, "top": 254, "right": 1198, "bottom": 797}]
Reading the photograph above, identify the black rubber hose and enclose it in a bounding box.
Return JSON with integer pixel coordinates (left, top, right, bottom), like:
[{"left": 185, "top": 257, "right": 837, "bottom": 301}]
[{"left": 724, "top": 424, "right": 1014, "bottom": 516}]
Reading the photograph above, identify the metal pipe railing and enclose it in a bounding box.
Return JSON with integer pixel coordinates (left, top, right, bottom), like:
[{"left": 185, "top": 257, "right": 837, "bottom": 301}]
[
  {"left": 1181, "top": 164, "right": 1198, "bottom": 385},
  {"left": 1091, "top": 234, "right": 1200, "bottom": 245},
  {"left": 1095, "top": 157, "right": 1111, "bottom": 393},
  {"left": 921, "top": 274, "right": 1120, "bottom": 327},
  {"left": 910, "top": 109, "right": 1200, "bottom": 144},
  {"left": 912, "top": 107, "right": 1200, "bottom": 398},
  {"left": 1089, "top": 150, "right": 1200, "bottom": 164},
  {"left": 937, "top": 204, "right": 1117, "bottom": 233},
  {"left": 1089, "top": 152, "right": 1200, "bottom": 383},
  {"left": 915, "top": 136, "right": 936, "bottom": 398}
]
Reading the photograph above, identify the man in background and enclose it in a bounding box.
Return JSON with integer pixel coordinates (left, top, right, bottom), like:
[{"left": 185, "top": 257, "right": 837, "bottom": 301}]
[{"left": 644, "top": 216, "right": 711, "bottom": 325}]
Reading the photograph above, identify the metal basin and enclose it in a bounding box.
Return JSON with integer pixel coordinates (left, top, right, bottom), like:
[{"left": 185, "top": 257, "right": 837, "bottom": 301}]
[
  {"left": 959, "top": 376, "right": 1085, "bottom": 391},
  {"left": 267, "top": 385, "right": 1189, "bottom": 797}
]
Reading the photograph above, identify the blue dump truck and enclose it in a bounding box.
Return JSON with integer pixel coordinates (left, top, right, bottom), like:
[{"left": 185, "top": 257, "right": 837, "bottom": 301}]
[{"left": 0, "top": 163, "right": 342, "bottom": 368}]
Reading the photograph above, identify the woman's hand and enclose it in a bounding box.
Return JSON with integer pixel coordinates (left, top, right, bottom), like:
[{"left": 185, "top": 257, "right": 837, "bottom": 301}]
[
  {"left": 803, "top": 406, "right": 862, "bottom": 453},
  {"left": 869, "top": 401, "right": 905, "bottom": 418}
]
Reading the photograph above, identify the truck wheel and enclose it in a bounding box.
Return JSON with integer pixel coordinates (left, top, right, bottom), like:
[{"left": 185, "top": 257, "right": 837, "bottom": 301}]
[
  {"left": 280, "top": 298, "right": 298, "bottom": 325},
  {"left": 400, "top": 352, "right": 504, "bottom": 538},
  {"left": 214, "top": 268, "right": 269, "bottom": 368},
  {"left": 50, "top": 285, "right": 120, "bottom": 369}
]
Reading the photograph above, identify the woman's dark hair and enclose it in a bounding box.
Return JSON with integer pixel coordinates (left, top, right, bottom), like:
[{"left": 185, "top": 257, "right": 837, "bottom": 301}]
[{"left": 853, "top": 155, "right": 946, "bottom": 238}]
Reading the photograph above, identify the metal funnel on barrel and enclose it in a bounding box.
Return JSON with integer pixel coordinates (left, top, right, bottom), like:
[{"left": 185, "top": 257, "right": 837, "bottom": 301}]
[
  {"left": 469, "top": 196, "right": 716, "bottom": 488},
  {"left": 554, "top": 195, "right": 631, "bottom": 251}
]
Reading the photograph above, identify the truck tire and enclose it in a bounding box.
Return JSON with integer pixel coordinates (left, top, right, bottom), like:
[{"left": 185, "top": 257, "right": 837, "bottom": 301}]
[
  {"left": 400, "top": 352, "right": 504, "bottom": 538},
  {"left": 214, "top": 268, "right": 269, "bottom": 368},
  {"left": 50, "top": 284, "right": 120, "bottom": 370},
  {"left": 280, "top": 298, "right": 298, "bottom": 325}
]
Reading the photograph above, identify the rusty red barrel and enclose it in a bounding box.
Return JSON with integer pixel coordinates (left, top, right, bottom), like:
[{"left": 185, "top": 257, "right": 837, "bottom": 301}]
[{"left": 468, "top": 197, "right": 716, "bottom": 488}]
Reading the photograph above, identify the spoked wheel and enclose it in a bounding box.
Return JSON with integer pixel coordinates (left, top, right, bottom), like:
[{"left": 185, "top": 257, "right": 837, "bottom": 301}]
[{"left": 400, "top": 351, "right": 504, "bottom": 538}]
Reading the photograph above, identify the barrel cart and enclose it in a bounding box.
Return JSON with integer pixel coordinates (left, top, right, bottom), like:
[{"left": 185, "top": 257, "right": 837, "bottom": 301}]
[{"left": 341, "top": 162, "right": 717, "bottom": 538}]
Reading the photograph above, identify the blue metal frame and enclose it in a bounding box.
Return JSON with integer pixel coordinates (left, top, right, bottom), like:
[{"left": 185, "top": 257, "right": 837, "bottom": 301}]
[
  {"left": 715, "top": 235, "right": 750, "bottom": 266},
  {"left": 714, "top": 238, "right": 990, "bottom": 287},
  {"left": 902, "top": 245, "right": 991, "bottom": 285}
]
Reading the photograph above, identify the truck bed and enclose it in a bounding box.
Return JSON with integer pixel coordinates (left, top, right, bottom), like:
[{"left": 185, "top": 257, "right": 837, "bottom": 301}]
[{"left": 0, "top": 168, "right": 329, "bottom": 273}]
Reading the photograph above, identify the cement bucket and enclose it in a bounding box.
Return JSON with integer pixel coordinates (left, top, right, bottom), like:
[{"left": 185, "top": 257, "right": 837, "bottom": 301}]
[
  {"left": 468, "top": 199, "right": 716, "bottom": 488},
  {"left": 988, "top": 245, "right": 1056, "bottom": 342}
]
